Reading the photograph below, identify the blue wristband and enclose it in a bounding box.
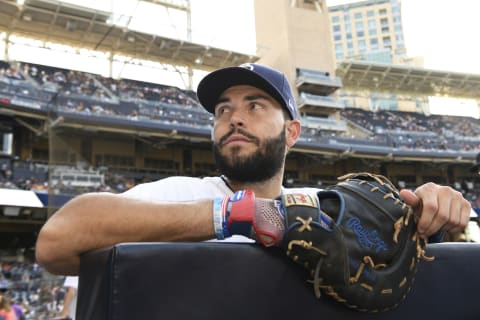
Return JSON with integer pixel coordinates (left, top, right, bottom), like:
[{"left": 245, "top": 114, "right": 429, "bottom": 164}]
[
  {"left": 222, "top": 198, "right": 231, "bottom": 238},
  {"left": 213, "top": 198, "right": 224, "bottom": 240}
]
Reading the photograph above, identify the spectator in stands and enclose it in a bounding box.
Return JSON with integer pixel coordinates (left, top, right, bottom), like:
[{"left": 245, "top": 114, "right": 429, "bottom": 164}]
[
  {"left": 35, "top": 63, "right": 472, "bottom": 275},
  {"left": 53, "top": 276, "right": 78, "bottom": 320},
  {"left": 0, "top": 291, "right": 16, "bottom": 320},
  {"left": 11, "top": 298, "right": 25, "bottom": 320}
]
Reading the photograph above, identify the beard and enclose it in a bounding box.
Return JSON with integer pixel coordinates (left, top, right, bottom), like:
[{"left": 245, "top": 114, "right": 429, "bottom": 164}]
[{"left": 213, "top": 127, "right": 287, "bottom": 183}]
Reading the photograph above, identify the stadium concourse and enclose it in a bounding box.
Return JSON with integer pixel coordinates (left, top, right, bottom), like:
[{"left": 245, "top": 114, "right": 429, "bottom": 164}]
[{"left": 0, "top": 59, "right": 479, "bottom": 319}]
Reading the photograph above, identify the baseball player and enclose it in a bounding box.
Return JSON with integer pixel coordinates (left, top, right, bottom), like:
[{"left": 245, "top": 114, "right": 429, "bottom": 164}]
[{"left": 35, "top": 63, "right": 471, "bottom": 277}]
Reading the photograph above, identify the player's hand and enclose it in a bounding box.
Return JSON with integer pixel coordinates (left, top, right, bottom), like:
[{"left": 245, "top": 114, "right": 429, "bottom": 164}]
[{"left": 399, "top": 183, "right": 470, "bottom": 237}]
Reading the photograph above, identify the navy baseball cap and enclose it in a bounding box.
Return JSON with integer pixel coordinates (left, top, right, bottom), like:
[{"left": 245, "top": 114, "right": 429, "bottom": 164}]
[{"left": 197, "top": 63, "right": 297, "bottom": 120}]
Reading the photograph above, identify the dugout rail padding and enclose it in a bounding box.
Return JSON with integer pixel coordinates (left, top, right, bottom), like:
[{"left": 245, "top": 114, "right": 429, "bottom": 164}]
[{"left": 77, "top": 242, "right": 480, "bottom": 320}]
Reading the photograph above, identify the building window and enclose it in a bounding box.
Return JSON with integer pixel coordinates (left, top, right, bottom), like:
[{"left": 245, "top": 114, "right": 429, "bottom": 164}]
[
  {"left": 355, "top": 21, "right": 364, "bottom": 31},
  {"left": 336, "top": 52, "right": 345, "bottom": 60},
  {"left": 379, "top": 8, "right": 387, "bottom": 15},
  {"left": 335, "top": 43, "right": 344, "bottom": 52},
  {"left": 354, "top": 12, "right": 362, "bottom": 19},
  {"left": 370, "top": 38, "right": 378, "bottom": 49},
  {"left": 333, "top": 25, "right": 341, "bottom": 32},
  {"left": 367, "top": 10, "right": 374, "bottom": 17},
  {"left": 332, "top": 16, "right": 340, "bottom": 23},
  {"left": 368, "top": 20, "right": 376, "bottom": 34},
  {"left": 358, "top": 40, "right": 366, "bottom": 52},
  {"left": 383, "top": 36, "right": 391, "bottom": 47},
  {"left": 334, "top": 34, "right": 342, "bottom": 41}
]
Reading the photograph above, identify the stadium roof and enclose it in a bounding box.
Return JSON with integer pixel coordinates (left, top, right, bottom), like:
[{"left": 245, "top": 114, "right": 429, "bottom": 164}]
[
  {"left": 0, "top": 0, "right": 258, "bottom": 70},
  {"left": 336, "top": 60, "right": 480, "bottom": 99}
]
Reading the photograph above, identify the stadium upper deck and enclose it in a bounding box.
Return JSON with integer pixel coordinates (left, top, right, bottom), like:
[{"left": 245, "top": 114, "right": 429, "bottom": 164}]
[{"left": 0, "top": 60, "right": 478, "bottom": 164}]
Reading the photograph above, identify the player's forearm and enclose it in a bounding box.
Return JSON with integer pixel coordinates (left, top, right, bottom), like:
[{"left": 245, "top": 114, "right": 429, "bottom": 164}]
[{"left": 35, "top": 192, "right": 214, "bottom": 275}]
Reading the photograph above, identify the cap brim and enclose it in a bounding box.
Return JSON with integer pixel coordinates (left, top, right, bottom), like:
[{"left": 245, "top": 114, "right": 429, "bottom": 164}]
[{"left": 197, "top": 67, "right": 285, "bottom": 115}]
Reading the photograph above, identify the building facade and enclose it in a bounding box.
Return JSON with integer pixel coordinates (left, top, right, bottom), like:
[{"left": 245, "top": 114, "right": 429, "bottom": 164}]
[
  {"left": 328, "top": 0, "right": 407, "bottom": 64},
  {"left": 328, "top": 0, "right": 429, "bottom": 113}
]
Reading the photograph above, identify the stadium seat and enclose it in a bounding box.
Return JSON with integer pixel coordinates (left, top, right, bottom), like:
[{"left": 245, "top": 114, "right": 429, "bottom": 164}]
[{"left": 77, "top": 242, "right": 480, "bottom": 319}]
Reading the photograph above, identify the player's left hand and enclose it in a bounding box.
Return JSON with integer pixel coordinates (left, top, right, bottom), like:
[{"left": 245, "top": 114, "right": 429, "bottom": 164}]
[{"left": 399, "top": 183, "right": 471, "bottom": 237}]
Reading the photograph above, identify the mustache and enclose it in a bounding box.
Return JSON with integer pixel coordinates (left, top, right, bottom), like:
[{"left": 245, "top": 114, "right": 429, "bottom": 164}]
[{"left": 218, "top": 128, "right": 260, "bottom": 146}]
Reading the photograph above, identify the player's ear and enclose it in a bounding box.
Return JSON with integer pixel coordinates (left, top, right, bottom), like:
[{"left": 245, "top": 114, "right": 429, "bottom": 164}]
[{"left": 286, "top": 119, "right": 301, "bottom": 148}]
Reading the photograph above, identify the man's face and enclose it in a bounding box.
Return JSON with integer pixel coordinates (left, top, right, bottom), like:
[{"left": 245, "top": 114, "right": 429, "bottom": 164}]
[
  {"left": 211, "top": 85, "right": 290, "bottom": 183},
  {"left": 213, "top": 127, "right": 287, "bottom": 183}
]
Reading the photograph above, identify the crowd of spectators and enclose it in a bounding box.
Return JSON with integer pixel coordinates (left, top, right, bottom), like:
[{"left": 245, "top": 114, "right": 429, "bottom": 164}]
[
  {"left": 0, "top": 157, "right": 478, "bottom": 214},
  {"left": 0, "top": 62, "right": 25, "bottom": 82},
  {"left": 0, "top": 259, "right": 67, "bottom": 319},
  {"left": 1, "top": 60, "right": 480, "bottom": 152},
  {"left": 340, "top": 108, "right": 480, "bottom": 151},
  {"left": 0, "top": 159, "right": 139, "bottom": 197},
  {"left": 101, "top": 77, "right": 202, "bottom": 107},
  {"left": 18, "top": 61, "right": 201, "bottom": 109}
]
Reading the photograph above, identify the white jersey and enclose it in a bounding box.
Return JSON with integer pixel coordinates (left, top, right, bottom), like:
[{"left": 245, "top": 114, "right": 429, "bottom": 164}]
[
  {"left": 122, "top": 176, "right": 321, "bottom": 201},
  {"left": 121, "top": 176, "right": 322, "bottom": 243},
  {"left": 121, "top": 176, "right": 233, "bottom": 201}
]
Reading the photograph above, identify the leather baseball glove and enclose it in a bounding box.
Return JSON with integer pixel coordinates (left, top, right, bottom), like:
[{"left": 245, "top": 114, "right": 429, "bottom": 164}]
[
  {"left": 280, "top": 172, "right": 433, "bottom": 312},
  {"left": 216, "top": 172, "right": 433, "bottom": 312}
]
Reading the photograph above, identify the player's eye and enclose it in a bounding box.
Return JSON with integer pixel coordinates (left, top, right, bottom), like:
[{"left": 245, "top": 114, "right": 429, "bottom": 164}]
[
  {"left": 249, "top": 102, "right": 263, "bottom": 110},
  {"left": 214, "top": 105, "right": 229, "bottom": 117}
]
